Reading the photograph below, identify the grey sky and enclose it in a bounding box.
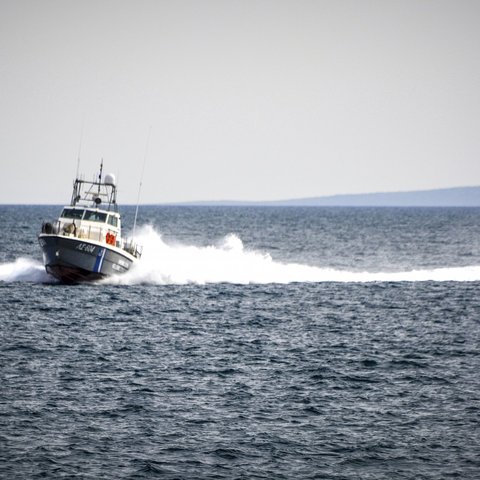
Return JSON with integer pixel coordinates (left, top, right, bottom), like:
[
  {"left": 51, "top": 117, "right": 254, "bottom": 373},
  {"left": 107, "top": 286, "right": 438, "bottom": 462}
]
[{"left": 1, "top": 0, "right": 479, "bottom": 204}]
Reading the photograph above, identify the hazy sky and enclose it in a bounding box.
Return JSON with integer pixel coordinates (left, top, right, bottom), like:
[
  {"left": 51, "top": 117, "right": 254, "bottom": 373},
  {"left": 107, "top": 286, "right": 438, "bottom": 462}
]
[{"left": 1, "top": 0, "right": 479, "bottom": 203}]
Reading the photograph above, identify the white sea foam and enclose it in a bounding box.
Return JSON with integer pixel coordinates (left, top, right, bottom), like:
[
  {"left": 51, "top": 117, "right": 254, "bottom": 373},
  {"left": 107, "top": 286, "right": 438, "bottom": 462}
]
[
  {"left": 0, "top": 257, "right": 54, "bottom": 283},
  {"left": 2, "top": 227, "right": 479, "bottom": 284},
  {"left": 103, "top": 226, "right": 480, "bottom": 285}
]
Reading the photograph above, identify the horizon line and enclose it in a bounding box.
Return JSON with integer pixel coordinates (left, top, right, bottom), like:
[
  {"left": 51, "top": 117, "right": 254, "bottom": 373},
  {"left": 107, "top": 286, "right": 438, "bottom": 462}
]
[{"left": 1, "top": 184, "right": 479, "bottom": 206}]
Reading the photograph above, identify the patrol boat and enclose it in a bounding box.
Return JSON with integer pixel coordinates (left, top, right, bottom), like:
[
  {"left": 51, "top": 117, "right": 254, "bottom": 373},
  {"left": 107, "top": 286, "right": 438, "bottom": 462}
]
[{"left": 38, "top": 163, "right": 142, "bottom": 282}]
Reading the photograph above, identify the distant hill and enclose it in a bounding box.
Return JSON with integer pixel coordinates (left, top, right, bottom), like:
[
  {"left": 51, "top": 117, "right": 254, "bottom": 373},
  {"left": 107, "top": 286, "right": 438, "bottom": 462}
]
[
  {"left": 275, "top": 186, "right": 480, "bottom": 207},
  {"left": 177, "top": 186, "right": 480, "bottom": 207}
]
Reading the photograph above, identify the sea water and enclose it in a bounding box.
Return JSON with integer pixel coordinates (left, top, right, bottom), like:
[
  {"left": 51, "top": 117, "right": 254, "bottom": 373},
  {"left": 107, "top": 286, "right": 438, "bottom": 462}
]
[{"left": 1, "top": 205, "right": 479, "bottom": 479}]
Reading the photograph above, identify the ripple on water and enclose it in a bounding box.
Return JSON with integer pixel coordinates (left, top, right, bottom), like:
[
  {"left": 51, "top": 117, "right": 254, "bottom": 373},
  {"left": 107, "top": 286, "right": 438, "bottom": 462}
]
[{"left": 1, "top": 279, "right": 480, "bottom": 478}]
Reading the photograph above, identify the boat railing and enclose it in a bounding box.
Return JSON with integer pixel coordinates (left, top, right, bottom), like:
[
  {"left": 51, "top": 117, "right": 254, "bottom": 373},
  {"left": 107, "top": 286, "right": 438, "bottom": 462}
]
[
  {"left": 40, "top": 220, "right": 142, "bottom": 259},
  {"left": 123, "top": 240, "right": 143, "bottom": 259}
]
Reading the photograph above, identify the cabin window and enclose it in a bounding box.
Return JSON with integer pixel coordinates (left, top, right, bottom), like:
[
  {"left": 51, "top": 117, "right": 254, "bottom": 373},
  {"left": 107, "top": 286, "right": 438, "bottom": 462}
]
[
  {"left": 84, "top": 210, "right": 107, "bottom": 223},
  {"left": 61, "top": 208, "right": 84, "bottom": 219},
  {"left": 107, "top": 215, "right": 118, "bottom": 227}
]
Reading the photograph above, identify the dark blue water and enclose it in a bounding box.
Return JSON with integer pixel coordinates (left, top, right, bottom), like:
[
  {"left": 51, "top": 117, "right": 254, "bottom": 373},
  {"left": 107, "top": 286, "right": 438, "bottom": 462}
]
[{"left": 1, "top": 206, "right": 480, "bottom": 478}]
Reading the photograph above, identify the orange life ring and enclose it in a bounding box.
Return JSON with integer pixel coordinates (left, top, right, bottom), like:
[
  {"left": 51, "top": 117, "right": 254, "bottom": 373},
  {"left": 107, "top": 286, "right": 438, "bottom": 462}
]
[{"left": 106, "top": 232, "right": 116, "bottom": 245}]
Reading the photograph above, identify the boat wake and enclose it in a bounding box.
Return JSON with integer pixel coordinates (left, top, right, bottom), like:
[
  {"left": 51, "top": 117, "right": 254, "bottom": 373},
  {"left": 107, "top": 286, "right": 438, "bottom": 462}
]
[
  {"left": 2, "top": 226, "right": 480, "bottom": 285},
  {"left": 104, "top": 226, "right": 480, "bottom": 285}
]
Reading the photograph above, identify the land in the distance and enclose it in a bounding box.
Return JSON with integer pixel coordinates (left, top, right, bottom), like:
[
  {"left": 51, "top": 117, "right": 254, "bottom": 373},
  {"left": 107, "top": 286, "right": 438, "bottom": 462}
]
[{"left": 169, "top": 186, "right": 480, "bottom": 207}]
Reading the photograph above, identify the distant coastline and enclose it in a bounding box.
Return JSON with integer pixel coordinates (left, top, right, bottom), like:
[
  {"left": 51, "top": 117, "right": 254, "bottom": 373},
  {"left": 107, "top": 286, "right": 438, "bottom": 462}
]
[{"left": 169, "top": 186, "right": 480, "bottom": 207}]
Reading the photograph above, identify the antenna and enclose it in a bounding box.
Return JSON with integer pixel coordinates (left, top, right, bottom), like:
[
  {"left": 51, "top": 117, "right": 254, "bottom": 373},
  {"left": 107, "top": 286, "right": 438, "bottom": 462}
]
[
  {"left": 97, "top": 159, "right": 103, "bottom": 196},
  {"left": 132, "top": 127, "right": 151, "bottom": 238}
]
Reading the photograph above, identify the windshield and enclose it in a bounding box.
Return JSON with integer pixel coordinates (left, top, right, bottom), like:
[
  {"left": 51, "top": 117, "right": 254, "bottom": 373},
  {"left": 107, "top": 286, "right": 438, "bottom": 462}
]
[
  {"left": 107, "top": 215, "right": 118, "bottom": 227},
  {"left": 61, "top": 208, "right": 84, "bottom": 219},
  {"left": 83, "top": 210, "right": 108, "bottom": 223}
]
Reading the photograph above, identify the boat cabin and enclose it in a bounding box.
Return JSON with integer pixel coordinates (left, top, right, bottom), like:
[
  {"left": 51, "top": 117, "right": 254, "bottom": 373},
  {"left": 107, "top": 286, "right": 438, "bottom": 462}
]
[{"left": 59, "top": 206, "right": 121, "bottom": 246}]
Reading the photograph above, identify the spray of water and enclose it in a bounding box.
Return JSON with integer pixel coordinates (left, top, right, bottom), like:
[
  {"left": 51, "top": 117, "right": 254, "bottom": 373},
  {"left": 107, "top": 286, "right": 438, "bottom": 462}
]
[
  {"left": 104, "top": 226, "right": 480, "bottom": 285},
  {"left": 1, "top": 226, "right": 480, "bottom": 284},
  {"left": 0, "top": 257, "right": 54, "bottom": 283}
]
